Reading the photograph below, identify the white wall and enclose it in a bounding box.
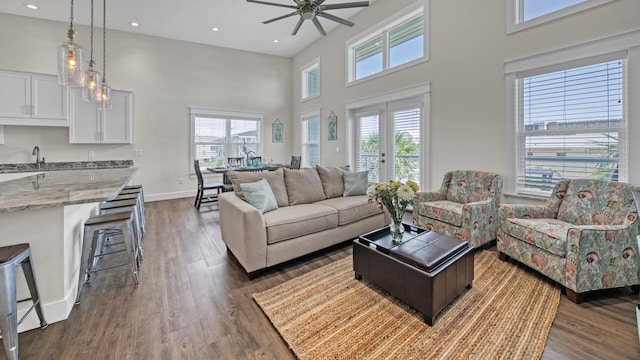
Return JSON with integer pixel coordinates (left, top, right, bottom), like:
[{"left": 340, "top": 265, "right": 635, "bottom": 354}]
[
  {"left": 0, "top": 13, "right": 292, "bottom": 200},
  {"left": 291, "top": 0, "right": 640, "bottom": 191}
]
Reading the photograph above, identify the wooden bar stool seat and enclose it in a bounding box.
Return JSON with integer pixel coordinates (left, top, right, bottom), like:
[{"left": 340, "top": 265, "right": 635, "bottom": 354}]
[
  {"left": 0, "top": 243, "right": 47, "bottom": 360},
  {"left": 118, "top": 186, "right": 146, "bottom": 233},
  {"left": 101, "top": 199, "right": 144, "bottom": 260},
  {"left": 76, "top": 211, "right": 139, "bottom": 304}
]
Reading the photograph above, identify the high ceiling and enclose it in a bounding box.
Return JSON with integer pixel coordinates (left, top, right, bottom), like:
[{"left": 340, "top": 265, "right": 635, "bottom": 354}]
[{"left": 0, "top": 0, "right": 373, "bottom": 58}]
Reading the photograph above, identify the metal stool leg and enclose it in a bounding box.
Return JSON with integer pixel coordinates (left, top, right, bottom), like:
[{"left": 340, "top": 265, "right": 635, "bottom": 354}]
[
  {"left": 20, "top": 253, "right": 47, "bottom": 329},
  {"left": 0, "top": 262, "right": 18, "bottom": 360}
]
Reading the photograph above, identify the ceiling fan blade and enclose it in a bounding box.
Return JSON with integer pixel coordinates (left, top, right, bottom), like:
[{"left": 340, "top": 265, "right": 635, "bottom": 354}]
[
  {"left": 263, "top": 11, "right": 299, "bottom": 24},
  {"left": 291, "top": 17, "right": 305, "bottom": 35},
  {"left": 317, "top": 12, "right": 354, "bottom": 27},
  {"left": 312, "top": 17, "right": 327, "bottom": 36},
  {"left": 247, "top": 0, "right": 298, "bottom": 10},
  {"left": 321, "top": 1, "right": 369, "bottom": 10},
  {"left": 314, "top": 0, "right": 327, "bottom": 4}
]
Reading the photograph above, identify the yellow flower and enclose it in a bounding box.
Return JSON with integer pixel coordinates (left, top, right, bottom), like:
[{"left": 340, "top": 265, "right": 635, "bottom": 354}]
[
  {"left": 406, "top": 181, "right": 419, "bottom": 192},
  {"left": 390, "top": 181, "right": 402, "bottom": 189}
]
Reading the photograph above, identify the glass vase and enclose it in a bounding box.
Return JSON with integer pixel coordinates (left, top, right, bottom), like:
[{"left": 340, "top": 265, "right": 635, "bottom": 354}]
[{"left": 389, "top": 220, "right": 404, "bottom": 243}]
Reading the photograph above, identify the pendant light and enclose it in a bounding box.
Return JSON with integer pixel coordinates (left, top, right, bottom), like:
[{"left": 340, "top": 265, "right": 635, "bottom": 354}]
[
  {"left": 99, "top": 0, "right": 112, "bottom": 110},
  {"left": 57, "top": 0, "right": 84, "bottom": 86},
  {"left": 83, "top": 0, "right": 102, "bottom": 102}
]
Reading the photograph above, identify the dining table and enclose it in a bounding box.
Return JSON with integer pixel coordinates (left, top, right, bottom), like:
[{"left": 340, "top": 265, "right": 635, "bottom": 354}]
[{"left": 207, "top": 163, "right": 291, "bottom": 185}]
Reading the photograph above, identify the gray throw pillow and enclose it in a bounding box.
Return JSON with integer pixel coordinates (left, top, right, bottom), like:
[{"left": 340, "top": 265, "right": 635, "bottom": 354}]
[
  {"left": 284, "top": 168, "right": 326, "bottom": 205},
  {"left": 240, "top": 179, "right": 278, "bottom": 214},
  {"left": 316, "top": 165, "right": 344, "bottom": 198},
  {"left": 343, "top": 170, "right": 368, "bottom": 196}
]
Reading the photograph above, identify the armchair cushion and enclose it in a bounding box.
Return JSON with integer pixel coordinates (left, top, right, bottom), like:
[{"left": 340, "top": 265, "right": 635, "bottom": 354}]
[
  {"left": 502, "top": 218, "right": 569, "bottom": 257},
  {"left": 445, "top": 170, "right": 499, "bottom": 204},
  {"left": 418, "top": 200, "right": 464, "bottom": 227}
]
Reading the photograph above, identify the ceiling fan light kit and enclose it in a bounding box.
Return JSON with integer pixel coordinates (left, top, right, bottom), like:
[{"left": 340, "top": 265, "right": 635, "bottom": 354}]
[{"left": 247, "top": 0, "right": 369, "bottom": 36}]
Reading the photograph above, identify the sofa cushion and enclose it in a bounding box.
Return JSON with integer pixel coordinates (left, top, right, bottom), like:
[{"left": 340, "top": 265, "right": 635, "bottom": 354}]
[
  {"left": 415, "top": 200, "right": 464, "bottom": 227},
  {"left": 316, "top": 165, "right": 344, "bottom": 199},
  {"left": 343, "top": 170, "right": 368, "bottom": 196},
  {"left": 502, "top": 218, "right": 569, "bottom": 257},
  {"left": 227, "top": 167, "right": 289, "bottom": 207},
  {"left": 240, "top": 179, "right": 278, "bottom": 214},
  {"left": 315, "top": 195, "right": 383, "bottom": 226},
  {"left": 284, "top": 168, "right": 326, "bottom": 205},
  {"left": 263, "top": 204, "right": 338, "bottom": 244}
]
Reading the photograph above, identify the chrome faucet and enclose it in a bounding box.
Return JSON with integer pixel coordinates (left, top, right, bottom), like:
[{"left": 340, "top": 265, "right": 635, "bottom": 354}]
[{"left": 32, "top": 146, "right": 45, "bottom": 169}]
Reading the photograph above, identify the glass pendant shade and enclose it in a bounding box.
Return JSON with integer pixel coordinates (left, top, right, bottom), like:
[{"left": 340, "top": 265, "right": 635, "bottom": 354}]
[
  {"left": 99, "top": 82, "right": 112, "bottom": 110},
  {"left": 58, "top": 36, "right": 84, "bottom": 86},
  {"left": 82, "top": 68, "right": 102, "bottom": 102}
]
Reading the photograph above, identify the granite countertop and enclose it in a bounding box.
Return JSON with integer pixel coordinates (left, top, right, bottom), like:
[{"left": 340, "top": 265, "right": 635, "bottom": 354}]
[
  {"left": 0, "top": 167, "right": 137, "bottom": 213},
  {"left": 0, "top": 160, "right": 133, "bottom": 173}
]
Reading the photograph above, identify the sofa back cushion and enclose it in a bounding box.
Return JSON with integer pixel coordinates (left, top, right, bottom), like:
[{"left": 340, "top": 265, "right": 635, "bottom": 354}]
[
  {"left": 284, "top": 168, "right": 326, "bottom": 205},
  {"left": 227, "top": 167, "right": 289, "bottom": 207},
  {"left": 557, "top": 179, "right": 637, "bottom": 225},
  {"left": 316, "top": 165, "right": 344, "bottom": 198},
  {"left": 445, "top": 170, "right": 501, "bottom": 204}
]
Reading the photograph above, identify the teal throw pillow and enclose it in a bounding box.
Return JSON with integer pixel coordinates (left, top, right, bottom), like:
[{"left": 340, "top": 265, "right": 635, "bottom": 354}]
[
  {"left": 343, "top": 170, "right": 368, "bottom": 196},
  {"left": 240, "top": 179, "right": 278, "bottom": 213}
]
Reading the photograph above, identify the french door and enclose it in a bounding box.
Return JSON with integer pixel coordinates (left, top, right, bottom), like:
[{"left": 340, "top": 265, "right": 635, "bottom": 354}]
[{"left": 354, "top": 97, "right": 422, "bottom": 185}]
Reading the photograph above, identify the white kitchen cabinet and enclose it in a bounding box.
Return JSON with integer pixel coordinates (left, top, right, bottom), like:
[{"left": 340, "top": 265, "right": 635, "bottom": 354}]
[
  {"left": 0, "top": 70, "right": 69, "bottom": 126},
  {"left": 69, "top": 88, "right": 133, "bottom": 144}
]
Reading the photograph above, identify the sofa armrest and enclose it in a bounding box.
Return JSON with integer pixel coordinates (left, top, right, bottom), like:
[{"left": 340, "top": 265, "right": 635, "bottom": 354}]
[
  {"left": 415, "top": 190, "right": 446, "bottom": 203},
  {"left": 218, "top": 192, "right": 268, "bottom": 273},
  {"left": 565, "top": 216, "right": 640, "bottom": 292}
]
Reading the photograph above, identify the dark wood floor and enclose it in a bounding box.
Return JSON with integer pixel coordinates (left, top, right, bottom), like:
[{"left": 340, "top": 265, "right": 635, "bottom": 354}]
[{"left": 14, "top": 198, "right": 640, "bottom": 359}]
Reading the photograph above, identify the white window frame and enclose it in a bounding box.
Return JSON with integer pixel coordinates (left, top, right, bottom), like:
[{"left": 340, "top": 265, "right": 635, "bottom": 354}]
[
  {"left": 346, "top": 0, "right": 429, "bottom": 86},
  {"left": 504, "top": 29, "right": 640, "bottom": 196},
  {"left": 506, "top": 0, "right": 617, "bottom": 34},
  {"left": 190, "top": 107, "right": 262, "bottom": 174},
  {"left": 301, "top": 109, "right": 321, "bottom": 168},
  {"left": 301, "top": 58, "right": 320, "bottom": 101}
]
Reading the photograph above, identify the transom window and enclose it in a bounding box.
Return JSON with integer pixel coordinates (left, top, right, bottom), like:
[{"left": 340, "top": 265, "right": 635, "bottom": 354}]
[
  {"left": 347, "top": 1, "right": 428, "bottom": 84},
  {"left": 301, "top": 59, "right": 320, "bottom": 100},
  {"left": 507, "top": 0, "right": 616, "bottom": 33},
  {"left": 513, "top": 56, "right": 626, "bottom": 194},
  {"left": 190, "top": 108, "right": 261, "bottom": 171}
]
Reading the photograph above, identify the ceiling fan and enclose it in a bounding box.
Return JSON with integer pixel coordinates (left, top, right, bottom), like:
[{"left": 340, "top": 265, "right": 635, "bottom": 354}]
[{"left": 247, "top": 0, "right": 369, "bottom": 36}]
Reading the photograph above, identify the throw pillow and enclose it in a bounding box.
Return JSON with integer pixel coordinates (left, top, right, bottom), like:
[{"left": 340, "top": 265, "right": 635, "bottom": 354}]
[
  {"left": 226, "top": 167, "right": 289, "bottom": 207},
  {"left": 284, "top": 168, "right": 326, "bottom": 205},
  {"left": 239, "top": 179, "right": 278, "bottom": 214},
  {"left": 343, "top": 170, "right": 368, "bottom": 196},
  {"left": 316, "top": 165, "right": 345, "bottom": 198}
]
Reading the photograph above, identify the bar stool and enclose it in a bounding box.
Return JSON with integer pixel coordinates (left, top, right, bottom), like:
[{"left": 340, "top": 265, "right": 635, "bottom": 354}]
[
  {"left": 100, "top": 199, "right": 144, "bottom": 260},
  {"left": 112, "top": 193, "right": 145, "bottom": 238},
  {"left": 119, "top": 186, "right": 145, "bottom": 234},
  {"left": 0, "top": 244, "right": 47, "bottom": 360},
  {"left": 76, "top": 211, "right": 139, "bottom": 304}
]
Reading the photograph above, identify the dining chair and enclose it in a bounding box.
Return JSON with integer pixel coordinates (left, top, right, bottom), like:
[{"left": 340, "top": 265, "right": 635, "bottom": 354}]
[
  {"left": 290, "top": 155, "right": 301, "bottom": 170},
  {"left": 249, "top": 156, "right": 262, "bottom": 167},
  {"left": 194, "top": 160, "right": 224, "bottom": 209}
]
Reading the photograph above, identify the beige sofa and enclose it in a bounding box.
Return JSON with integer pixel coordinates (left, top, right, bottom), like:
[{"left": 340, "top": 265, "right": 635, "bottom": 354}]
[{"left": 219, "top": 166, "right": 387, "bottom": 276}]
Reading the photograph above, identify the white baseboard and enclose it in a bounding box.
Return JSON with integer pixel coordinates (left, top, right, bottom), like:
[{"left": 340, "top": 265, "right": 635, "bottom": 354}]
[{"left": 17, "top": 285, "right": 77, "bottom": 332}]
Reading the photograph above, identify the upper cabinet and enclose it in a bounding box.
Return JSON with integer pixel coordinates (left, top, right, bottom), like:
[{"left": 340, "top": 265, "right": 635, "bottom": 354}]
[
  {"left": 69, "top": 88, "right": 133, "bottom": 144},
  {"left": 0, "top": 70, "right": 69, "bottom": 126}
]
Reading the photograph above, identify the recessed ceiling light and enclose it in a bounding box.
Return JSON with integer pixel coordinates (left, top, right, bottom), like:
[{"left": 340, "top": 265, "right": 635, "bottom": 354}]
[
  {"left": 273, "top": 40, "right": 279, "bottom": 43},
  {"left": 211, "top": 27, "right": 219, "bottom": 32},
  {"left": 129, "top": 22, "right": 140, "bottom": 27},
  {"left": 24, "top": 4, "right": 39, "bottom": 10}
]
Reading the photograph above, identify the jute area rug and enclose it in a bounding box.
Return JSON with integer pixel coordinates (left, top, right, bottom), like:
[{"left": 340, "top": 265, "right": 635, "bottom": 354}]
[{"left": 253, "top": 250, "right": 561, "bottom": 360}]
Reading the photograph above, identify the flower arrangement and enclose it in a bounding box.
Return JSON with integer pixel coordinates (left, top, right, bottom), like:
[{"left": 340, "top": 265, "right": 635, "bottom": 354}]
[{"left": 367, "top": 180, "right": 419, "bottom": 238}]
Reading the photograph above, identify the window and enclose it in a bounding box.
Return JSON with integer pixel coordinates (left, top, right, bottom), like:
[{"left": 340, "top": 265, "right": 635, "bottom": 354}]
[
  {"left": 512, "top": 56, "right": 626, "bottom": 194},
  {"left": 301, "top": 58, "right": 320, "bottom": 100},
  {"left": 190, "top": 108, "right": 261, "bottom": 172},
  {"left": 301, "top": 110, "right": 321, "bottom": 168},
  {"left": 507, "top": 0, "right": 616, "bottom": 33},
  {"left": 347, "top": 1, "right": 428, "bottom": 84}
]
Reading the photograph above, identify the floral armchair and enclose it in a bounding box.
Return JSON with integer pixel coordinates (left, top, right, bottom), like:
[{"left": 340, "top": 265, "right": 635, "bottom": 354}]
[
  {"left": 497, "top": 179, "right": 640, "bottom": 303},
  {"left": 412, "top": 170, "right": 503, "bottom": 248}
]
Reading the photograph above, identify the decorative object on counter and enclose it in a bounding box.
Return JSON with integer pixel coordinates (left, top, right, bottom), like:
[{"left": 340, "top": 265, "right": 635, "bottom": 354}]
[
  {"left": 367, "top": 180, "right": 419, "bottom": 243},
  {"left": 99, "top": 0, "right": 112, "bottom": 110},
  {"left": 272, "top": 119, "right": 283, "bottom": 143},
  {"left": 58, "top": 0, "right": 85, "bottom": 86},
  {"left": 328, "top": 111, "right": 337, "bottom": 141},
  {"left": 241, "top": 139, "right": 257, "bottom": 166},
  {"left": 83, "top": 0, "right": 102, "bottom": 102},
  {"left": 0, "top": 243, "right": 48, "bottom": 360}
]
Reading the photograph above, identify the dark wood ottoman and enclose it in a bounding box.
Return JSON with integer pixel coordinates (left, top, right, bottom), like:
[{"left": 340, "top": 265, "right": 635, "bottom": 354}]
[{"left": 353, "top": 224, "right": 474, "bottom": 325}]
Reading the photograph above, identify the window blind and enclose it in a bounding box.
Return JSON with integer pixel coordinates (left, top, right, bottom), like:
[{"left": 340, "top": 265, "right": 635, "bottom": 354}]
[
  {"left": 392, "top": 108, "right": 421, "bottom": 184},
  {"left": 516, "top": 59, "right": 625, "bottom": 193},
  {"left": 355, "top": 113, "right": 380, "bottom": 182}
]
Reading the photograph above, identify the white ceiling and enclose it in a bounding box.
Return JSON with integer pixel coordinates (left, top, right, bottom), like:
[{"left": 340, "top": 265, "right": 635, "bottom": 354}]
[{"left": 0, "top": 0, "right": 372, "bottom": 58}]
